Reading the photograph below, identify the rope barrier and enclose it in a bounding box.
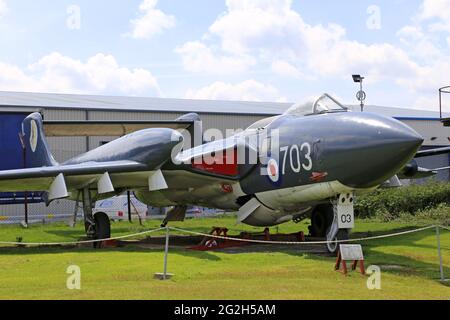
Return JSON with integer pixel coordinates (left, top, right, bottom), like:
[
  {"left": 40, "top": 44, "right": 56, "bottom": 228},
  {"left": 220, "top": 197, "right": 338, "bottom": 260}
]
[
  {"left": 169, "top": 225, "right": 437, "bottom": 245},
  {"left": 0, "top": 224, "right": 446, "bottom": 247},
  {"left": 0, "top": 227, "right": 165, "bottom": 246}
]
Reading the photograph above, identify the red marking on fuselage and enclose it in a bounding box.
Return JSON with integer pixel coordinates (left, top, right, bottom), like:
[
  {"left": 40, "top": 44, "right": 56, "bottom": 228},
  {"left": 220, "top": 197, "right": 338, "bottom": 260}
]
[
  {"left": 221, "top": 183, "right": 234, "bottom": 193},
  {"left": 269, "top": 163, "right": 277, "bottom": 177},
  {"left": 310, "top": 172, "right": 328, "bottom": 182},
  {"left": 192, "top": 150, "right": 238, "bottom": 176}
]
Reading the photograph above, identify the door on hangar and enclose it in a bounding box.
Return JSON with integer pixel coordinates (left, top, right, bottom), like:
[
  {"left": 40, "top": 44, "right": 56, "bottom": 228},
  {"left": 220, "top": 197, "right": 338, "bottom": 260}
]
[{"left": 0, "top": 112, "right": 43, "bottom": 204}]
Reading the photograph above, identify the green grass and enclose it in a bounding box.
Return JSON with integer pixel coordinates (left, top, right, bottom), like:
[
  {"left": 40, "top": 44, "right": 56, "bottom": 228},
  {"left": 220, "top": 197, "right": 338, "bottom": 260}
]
[{"left": 0, "top": 216, "right": 449, "bottom": 300}]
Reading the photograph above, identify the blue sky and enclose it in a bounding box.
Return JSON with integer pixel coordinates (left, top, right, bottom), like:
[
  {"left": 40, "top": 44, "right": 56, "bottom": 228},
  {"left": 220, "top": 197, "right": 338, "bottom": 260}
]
[{"left": 0, "top": 0, "right": 449, "bottom": 110}]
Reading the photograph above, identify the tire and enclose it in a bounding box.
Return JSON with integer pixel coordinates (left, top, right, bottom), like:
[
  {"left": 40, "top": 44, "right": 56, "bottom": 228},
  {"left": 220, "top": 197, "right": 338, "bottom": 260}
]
[
  {"left": 93, "top": 212, "right": 111, "bottom": 248},
  {"left": 310, "top": 204, "right": 334, "bottom": 237},
  {"left": 326, "top": 229, "right": 349, "bottom": 254}
]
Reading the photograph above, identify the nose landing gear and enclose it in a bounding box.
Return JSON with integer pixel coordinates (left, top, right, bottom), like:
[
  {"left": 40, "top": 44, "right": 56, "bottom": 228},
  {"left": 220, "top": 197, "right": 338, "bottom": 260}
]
[{"left": 309, "top": 193, "right": 354, "bottom": 253}]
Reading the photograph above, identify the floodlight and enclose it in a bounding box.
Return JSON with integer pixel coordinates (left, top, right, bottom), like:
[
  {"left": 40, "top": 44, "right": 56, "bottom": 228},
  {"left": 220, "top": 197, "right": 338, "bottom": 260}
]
[{"left": 352, "top": 74, "right": 364, "bottom": 83}]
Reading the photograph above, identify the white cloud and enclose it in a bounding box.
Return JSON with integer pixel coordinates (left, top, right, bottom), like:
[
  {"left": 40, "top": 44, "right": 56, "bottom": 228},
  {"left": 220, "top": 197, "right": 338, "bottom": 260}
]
[
  {"left": 175, "top": 41, "right": 256, "bottom": 74},
  {"left": 418, "top": 0, "right": 450, "bottom": 21},
  {"left": 211, "top": 0, "right": 423, "bottom": 82},
  {"left": 397, "top": 25, "right": 442, "bottom": 61},
  {"left": 417, "top": 0, "right": 450, "bottom": 32},
  {"left": 176, "top": 0, "right": 450, "bottom": 109},
  {"left": 0, "top": 0, "right": 8, "bottom": 18},
  {"left": 209, "top": 0, "right": 305, "bottom": 55},
  {"left": 397, "top": 26, "right": 424, "bottom": 42},
  {"left": 177, "top": 0, "right": 421, "bottom": 82},
  {"left": 185, "top": 80, "right": 284, "bottom": 102},
  {"left": 129, "top": 0, "right": 175, "bottom": 39},
  {"left": 271, "top": 60, "right": 302, "bottom": 78},
  {"left": 0, "top": 52, "right": 161, "bottom": 96}
]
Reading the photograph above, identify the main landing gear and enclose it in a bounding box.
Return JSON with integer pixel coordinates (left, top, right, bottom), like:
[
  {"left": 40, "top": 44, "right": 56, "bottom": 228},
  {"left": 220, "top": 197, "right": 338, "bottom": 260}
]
[
  {"left": 81, "top": 188, "right": 111, "bottom": 248},
  {"left": 309, "top": 194, "right": 353, "bottom": 253}
]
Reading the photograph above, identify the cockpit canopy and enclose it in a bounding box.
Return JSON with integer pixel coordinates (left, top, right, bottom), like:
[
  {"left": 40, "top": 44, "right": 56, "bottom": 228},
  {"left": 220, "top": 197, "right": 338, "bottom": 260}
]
[
  {"left": 244, "top": 93, "right": 348, "bottom": 132},
  {"left": 284, "top": 93, "right": 348, "bottom": 117}
]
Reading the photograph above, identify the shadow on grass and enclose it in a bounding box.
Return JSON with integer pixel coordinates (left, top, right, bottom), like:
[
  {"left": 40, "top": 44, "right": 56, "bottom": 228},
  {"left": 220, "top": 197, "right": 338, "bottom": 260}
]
[{"left": 171, "top": 249, "right": 222, "bottom": 261}]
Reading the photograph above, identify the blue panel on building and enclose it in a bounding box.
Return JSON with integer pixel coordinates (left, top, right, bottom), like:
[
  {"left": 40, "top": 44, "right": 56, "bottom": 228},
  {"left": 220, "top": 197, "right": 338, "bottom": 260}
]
[{"left": 0, "top": 112, "right": 43, "bottom": 204}]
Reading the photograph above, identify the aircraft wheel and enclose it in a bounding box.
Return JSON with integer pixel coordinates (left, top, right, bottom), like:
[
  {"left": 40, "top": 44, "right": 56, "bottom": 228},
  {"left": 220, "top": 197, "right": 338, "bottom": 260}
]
[
  {"left": 326, "top": 229, "right": 349, "bottom": 254},
  {"left": 310, "top": 204, "right": 333, "bottom": 237},
  {"left": 93, "top": 212, "right": 111, "bottom": 249}
]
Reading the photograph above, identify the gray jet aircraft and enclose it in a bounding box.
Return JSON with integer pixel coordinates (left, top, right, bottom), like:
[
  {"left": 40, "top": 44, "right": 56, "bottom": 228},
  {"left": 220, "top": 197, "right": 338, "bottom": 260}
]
[{"left": 0, "top": 94, "right": 446, "bottom": 252}]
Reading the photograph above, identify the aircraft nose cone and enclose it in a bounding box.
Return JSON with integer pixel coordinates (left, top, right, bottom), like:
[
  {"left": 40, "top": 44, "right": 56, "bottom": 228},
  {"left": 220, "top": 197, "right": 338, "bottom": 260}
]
[
  {"left": 377, "top": 117, "right": 424, "bottom": 154},
  {"left": 325, "top": 113, "right": 424, "bottom": 188}
]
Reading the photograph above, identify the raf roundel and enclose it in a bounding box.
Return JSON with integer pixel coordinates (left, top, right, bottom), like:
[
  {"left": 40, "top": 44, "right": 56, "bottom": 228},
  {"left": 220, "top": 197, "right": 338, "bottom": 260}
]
[{"left": 267, "top": 158, "right": 280, "bottom": 183}]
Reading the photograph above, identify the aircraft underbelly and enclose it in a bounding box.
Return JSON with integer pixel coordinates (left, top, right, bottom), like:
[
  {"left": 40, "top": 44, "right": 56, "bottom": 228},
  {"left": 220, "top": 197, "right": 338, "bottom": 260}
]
[
  {"left": 256, "top": 181, "right": 356, "bottom": 211},
  {"left": 241, "top": 181, "right": 362, "bottom": 227},
  {"left": 135, "top": 170, "right": 242, "bottom": 210}
]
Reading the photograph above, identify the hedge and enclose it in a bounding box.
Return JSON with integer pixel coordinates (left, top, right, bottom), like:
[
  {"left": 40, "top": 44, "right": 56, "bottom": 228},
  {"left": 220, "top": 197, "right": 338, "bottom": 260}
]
[{"left": 354, "top": 181, "right": 450, "bottom": 219}]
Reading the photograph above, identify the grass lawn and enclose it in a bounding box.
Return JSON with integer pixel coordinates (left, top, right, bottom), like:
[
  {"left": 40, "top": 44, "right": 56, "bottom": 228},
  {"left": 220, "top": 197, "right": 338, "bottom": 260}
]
[{"left": 0, "top": 216, "right": 449, "bottom": 300}]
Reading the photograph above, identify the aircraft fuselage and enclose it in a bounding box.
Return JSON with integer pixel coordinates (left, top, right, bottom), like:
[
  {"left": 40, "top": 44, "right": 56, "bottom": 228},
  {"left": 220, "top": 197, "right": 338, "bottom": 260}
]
[{"left": 135, "top": 111, "right": 423, "bottom": 226}]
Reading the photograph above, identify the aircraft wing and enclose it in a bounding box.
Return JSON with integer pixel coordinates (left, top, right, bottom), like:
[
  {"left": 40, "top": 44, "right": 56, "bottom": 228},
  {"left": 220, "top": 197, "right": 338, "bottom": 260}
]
[
  {"left": 395, "top": 146, "right": 450, "bottom": 179},
  {"left": 415, "top": 146, "right": 450, "bottom": 158},
  {"left": 0, "top": 160, "right": 167, "bottom": 203}
]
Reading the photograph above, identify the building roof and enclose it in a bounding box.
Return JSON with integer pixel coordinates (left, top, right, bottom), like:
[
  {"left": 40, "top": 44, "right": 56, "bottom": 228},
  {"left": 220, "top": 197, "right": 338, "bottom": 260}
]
[{"left": 0, "top": 91, "right": 446, "bottom": 119}]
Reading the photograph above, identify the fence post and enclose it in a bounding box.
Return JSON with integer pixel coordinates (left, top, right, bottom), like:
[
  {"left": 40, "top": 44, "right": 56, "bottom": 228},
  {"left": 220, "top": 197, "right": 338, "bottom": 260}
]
[
  {"left": 154, "top": 226, "right": 173, "bottom": 280},
  {"left": 163, "top": 226, "right": 170, "bottom": 280},
  {"left": 436, "top": 226, "right": 445, "bottom": 282}
]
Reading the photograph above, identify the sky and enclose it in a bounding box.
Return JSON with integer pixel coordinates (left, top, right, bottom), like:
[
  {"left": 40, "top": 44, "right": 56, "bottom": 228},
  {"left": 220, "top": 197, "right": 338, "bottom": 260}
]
[{"left": 0, "top": 0, "right": 450, "bottom": 111}]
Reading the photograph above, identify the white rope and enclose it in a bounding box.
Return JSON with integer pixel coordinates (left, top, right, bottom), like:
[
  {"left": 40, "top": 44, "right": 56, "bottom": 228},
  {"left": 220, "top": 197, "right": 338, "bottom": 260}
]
[
  {"left": 169, "top": 225, "right": 437, "bottom": 245},
  {"left": 0, "top": 227, "right": 165, "bottom": 246},
  {"left": 0, "top": 224, "right": 444, "bottom": 247}
]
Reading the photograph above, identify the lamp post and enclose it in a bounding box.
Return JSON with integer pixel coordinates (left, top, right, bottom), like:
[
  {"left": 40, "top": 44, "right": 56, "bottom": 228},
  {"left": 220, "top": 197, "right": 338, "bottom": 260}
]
[{"left": 352, "top": 74, "right": 366, "bottom": 112}]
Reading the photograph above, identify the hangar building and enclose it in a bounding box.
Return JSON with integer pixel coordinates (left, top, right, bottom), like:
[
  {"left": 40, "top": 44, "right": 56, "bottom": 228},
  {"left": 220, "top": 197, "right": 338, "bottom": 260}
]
[{"left": 0, "top": 91, "right": 449, "bottom": 222}]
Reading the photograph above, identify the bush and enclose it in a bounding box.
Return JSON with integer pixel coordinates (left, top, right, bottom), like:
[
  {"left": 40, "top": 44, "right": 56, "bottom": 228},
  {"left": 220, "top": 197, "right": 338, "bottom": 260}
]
[{"left": 355, "top": 181, "right": 450, "bottom": 220}]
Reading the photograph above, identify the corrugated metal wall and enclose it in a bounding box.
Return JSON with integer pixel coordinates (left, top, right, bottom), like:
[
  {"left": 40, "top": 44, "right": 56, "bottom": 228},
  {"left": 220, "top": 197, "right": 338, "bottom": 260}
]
[{"left": 403, "top": 119, "right": 450, "bottom": 147}]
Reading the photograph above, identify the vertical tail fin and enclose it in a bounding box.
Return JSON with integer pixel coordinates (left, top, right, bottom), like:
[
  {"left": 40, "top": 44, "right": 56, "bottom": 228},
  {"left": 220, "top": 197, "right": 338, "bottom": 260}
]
[{"left": 21, "top": 113, "right": 58, "bottom": 168}]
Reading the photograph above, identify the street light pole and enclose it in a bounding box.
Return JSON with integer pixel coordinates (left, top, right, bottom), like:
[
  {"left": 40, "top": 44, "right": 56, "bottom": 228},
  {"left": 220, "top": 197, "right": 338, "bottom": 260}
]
[
  {"left": 359, "top": 80, "right": 364, "bottom": 112},
  {"left": 352, "top": 74, "right": 366, "bottom": 112}
]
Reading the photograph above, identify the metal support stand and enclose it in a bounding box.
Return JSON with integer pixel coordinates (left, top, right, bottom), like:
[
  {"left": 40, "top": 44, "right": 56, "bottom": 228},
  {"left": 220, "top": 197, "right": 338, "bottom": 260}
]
[
  {"left": 326, "top": 201, "right": 340, "bottom": 253},
  {"left": 81, "top": 188, "right": 96, "bottom": 239},
  {"left": 154, "top": 226, "right": 174, "bottom": 280},
  {"left": 436, "top": 226, "right": 445, "bottom": 282},
  {"left": 70, "top": 191, "right": 81, "bottom": 228}
]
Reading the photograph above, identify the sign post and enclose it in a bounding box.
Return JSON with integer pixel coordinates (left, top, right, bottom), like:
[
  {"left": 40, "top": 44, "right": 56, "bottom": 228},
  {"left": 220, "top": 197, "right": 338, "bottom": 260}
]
[{"left": 335, "top": 244, "right": 365, "bottom": 275}]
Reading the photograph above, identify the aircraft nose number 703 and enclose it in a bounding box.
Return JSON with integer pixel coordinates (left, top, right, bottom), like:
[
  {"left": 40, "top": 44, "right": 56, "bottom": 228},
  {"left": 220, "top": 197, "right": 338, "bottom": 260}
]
[{"left": 279, "top": 143, "right": 313, "bottom": 175}]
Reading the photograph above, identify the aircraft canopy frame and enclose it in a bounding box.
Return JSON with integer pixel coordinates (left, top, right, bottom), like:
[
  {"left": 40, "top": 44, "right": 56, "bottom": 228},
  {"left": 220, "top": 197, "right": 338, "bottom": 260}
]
[{"left": 284, "top": 93, "right": 348, "bottom": 117}]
